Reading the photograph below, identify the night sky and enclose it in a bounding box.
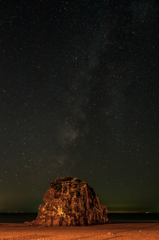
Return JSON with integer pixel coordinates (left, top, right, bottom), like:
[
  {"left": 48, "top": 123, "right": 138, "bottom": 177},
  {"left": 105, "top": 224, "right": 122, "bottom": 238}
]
[{"left": 1, "top": 0, "right": 159, "bottom": 213}]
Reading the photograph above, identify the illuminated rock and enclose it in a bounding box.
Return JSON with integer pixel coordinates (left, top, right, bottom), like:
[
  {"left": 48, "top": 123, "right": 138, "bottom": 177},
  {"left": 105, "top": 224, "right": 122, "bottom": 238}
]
[{"left": 24, "top": 176, "right": 109, "bottom": 226}]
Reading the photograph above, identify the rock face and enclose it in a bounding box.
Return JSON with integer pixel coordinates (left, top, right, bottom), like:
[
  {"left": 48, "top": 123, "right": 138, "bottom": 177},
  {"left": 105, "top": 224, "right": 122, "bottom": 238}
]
[{"left": 25, "top": 176, "right": 109, "bottom": 226}]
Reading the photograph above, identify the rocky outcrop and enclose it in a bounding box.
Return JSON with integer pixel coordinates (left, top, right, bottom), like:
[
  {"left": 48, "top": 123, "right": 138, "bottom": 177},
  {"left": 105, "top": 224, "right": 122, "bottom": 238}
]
[{"left": 24, "top": 176, "right": 109, "bottom": 226}]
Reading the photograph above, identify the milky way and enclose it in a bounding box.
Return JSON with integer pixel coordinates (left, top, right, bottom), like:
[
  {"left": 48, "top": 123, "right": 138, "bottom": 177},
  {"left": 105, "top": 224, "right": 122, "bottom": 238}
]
[{"left": 0, "top": 0, "right": 159, "bottom": 213}]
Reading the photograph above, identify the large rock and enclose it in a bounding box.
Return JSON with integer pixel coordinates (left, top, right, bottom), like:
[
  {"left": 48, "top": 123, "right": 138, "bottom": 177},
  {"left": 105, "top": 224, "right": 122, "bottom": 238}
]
[{"left": 24, "top": 176, "right": 109, "bottom": 226}]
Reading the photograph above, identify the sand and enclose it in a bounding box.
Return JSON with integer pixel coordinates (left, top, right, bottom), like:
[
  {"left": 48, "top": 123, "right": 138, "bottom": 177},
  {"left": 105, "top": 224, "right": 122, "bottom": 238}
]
[{"left": 0, "top": 223, "right": 159, "bottom": 240}]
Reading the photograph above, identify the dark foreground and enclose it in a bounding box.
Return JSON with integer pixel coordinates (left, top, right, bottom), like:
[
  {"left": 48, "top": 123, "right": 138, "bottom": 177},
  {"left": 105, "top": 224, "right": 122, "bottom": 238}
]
[{"left": 0, "top": 223, "right": 159, "bottom": 240}]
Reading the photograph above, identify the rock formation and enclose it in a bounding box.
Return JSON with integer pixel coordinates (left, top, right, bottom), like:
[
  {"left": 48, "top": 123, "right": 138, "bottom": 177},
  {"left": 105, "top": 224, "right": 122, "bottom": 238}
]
[{"left": 24, "top": 176, "right": 109, "bottom": 226}]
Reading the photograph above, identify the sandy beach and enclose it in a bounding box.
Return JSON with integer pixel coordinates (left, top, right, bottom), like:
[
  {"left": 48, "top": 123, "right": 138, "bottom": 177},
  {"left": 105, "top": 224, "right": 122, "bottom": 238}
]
[{"left": 0, "top": 223, "right": 159, "bottom": 240}]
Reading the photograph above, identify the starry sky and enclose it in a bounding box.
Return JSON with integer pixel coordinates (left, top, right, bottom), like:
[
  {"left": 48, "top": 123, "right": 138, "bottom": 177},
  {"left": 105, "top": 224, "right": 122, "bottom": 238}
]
[{"left": 0, "top": 0, "right": 159, "bottom": 213}]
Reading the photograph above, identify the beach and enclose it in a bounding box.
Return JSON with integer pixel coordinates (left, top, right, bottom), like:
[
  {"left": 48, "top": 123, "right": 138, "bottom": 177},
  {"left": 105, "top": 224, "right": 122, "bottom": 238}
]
[{"left": 0, "top": 223, "right": 159, "bottom": 240}]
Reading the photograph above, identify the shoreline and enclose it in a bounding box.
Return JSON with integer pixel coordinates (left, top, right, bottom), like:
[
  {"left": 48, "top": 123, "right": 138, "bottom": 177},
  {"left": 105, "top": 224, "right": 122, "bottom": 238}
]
[{"left": 0, "top": 223, "right": 159, "bottom": 239}]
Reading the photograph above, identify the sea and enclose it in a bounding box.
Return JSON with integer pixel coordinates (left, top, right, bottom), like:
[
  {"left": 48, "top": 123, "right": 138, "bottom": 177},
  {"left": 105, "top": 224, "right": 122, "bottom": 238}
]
[{"left": 0, "top": 213, "right": 159, "bottom": 223}]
